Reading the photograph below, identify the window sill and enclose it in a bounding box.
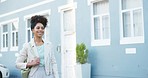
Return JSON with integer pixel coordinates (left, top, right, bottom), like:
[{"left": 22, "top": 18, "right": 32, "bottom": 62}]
[
  {"left": 91, "top": 39, "right": 110, "bottom": 46},
  {"left": 10, "top": 47, "right": 18, "bottom": 51},
  {"left": 1, "top": 48, "right": 8, "bottom": 52},
  {"left": 120, "top": 36, "right": 144, "bottom": 44}
]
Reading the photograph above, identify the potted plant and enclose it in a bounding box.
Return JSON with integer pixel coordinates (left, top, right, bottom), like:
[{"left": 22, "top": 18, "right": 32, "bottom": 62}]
[{"left": 75, "top": 43, "right": 91, "bottom": 78}]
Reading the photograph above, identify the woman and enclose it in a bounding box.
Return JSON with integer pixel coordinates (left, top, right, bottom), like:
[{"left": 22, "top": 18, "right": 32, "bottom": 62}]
[{"left": 16, "top": 15, "right": 59, "bottom": 78}]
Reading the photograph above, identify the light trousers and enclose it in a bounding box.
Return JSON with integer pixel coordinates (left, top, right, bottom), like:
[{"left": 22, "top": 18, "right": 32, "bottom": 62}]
[{"left": 29, "top": 66, "right": 54, "bottom": 78}]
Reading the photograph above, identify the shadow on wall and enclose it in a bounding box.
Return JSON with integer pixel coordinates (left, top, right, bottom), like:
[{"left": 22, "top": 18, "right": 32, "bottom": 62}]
[
  {"left": 9, "top": 75, "right": 19, "bottom": 78},
  {"left": 9, "top": 69, "right": 22, "bottom": 78}
]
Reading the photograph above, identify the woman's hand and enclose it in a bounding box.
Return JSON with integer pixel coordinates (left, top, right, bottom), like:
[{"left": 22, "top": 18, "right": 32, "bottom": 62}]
[{"left": 27, "top": 57, "right": 40, "bottom": 67}]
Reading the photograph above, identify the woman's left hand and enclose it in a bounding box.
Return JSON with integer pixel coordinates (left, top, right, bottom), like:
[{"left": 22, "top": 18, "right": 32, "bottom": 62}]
[{"left": 27, "top": 57, "right": 40, "bottom": 67}]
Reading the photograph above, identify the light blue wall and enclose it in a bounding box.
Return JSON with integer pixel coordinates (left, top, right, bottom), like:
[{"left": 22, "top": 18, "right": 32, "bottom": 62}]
[
  {"left": 143, "top": 0, "right": 148, "bottom": 43},
  {"left": 76, "top": 0, "right": 148, "bottom": 78},
  {"left": 0, "top": 0, "right": 148, "bottom": 78}
]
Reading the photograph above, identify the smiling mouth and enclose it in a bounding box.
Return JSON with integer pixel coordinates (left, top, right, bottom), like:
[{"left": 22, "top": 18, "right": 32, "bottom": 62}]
[
  {"left": 36, "top": 31, "right": 44, "bottom": 35},
  {"left": 38, "top": 33, "right": 43, "bottom": 35}
]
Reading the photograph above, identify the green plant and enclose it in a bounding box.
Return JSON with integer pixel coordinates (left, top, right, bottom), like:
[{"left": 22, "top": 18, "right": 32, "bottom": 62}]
[{"left": 76, "top": 43, "right": 88, "bottom": 64}]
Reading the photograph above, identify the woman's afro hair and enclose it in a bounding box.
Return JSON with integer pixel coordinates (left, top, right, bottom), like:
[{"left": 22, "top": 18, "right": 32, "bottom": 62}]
[{"left": 30, "top": 15, "right": 48, "bottom": 30}]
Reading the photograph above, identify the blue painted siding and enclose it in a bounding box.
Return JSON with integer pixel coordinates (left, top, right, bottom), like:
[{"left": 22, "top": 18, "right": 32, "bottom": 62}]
[
  {"left": 76, "top": 0, "right": 148, "bottom": 78},
  {"left": 0, "top": 0, "right": 148, "bottom": 78}
]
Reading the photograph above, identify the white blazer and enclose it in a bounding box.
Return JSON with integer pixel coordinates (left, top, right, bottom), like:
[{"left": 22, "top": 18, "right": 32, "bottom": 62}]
[{"left": 16, "top": 39, "right": 59, "bottom": 78}]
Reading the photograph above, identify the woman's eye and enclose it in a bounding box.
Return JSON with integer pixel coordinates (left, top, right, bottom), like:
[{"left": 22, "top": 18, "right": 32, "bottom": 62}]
[
  {"left": 41, "top": 27, "right": 45, "bottom": 29},
  {"left": 36, "top": 27, "right": 40, "bottom": 29},
  {"left": 36, "top": 27, "right": 44, "bottom": 29}
]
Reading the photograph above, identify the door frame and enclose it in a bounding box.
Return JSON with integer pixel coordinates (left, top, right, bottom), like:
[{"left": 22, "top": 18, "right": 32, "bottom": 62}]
[{"left": 58, "top": 2, "right": 77, "bottom": 78}]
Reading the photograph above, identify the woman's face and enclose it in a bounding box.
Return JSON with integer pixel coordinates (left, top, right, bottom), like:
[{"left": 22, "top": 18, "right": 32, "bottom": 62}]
[{"left": 32, "top": 23, "right": 45, "bottom": 38}]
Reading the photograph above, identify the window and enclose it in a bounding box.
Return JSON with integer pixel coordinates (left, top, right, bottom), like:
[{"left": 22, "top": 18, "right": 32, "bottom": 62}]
[
  {"left": 91, "top": 0, "right": 110, "bottom": 46},
  {"left": 1, "top": 24, "right": 8, "bottom": 51},
  {"left": 63, "top": 9, "right": 75, "bottom": 32},
  {"left": 10, "top": 20, "right": 19, "bottom": 51},
  {"left": 0, "top": 18, "right": 19, "bottom": 51},
  {"left": 120, "top": 0, "right": 144, "bottom": 44},
  {"left": 26, "top": 19, "right": 33, "bottom": 42}
]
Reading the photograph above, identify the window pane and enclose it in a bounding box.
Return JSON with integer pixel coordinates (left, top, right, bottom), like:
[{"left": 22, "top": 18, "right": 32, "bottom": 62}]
[
  {"left": 12, "top": 25, "right": 16, "bottom": 31},
  {"left": 28, "top": 30, "right": 30, "bottom": 42},
  {"left": 12, "top": 21, "right": 18, "bottom": 31},
  {"left": 122, "top": 0, "right": 142, "bottom": 10},
  {"left": 12, "top": 32, "right": 15, "bottom": 46},
  {"left": 32, "top": 33, "right": 34, "bottom": 38},
  {"left": 102, "top": 15, "right": 109, "bottom": 39},
  {"left": 133, "top": 9, "right": 143, "bottom": 36},
  {"left": 16, "top": 32, "right": 18, "bottom": 46},
  {"left": 27, "top": 18, "right": 34, "bottom": 42},
  {"left": 93, "top": 0, "right": 109, "bottom": 15},
  {"left": 3, "top": 35, "right": 5, "bottom": 47},
  {"left": 3, "top": 25, "right": 8, "bottom": 32},
  {"left": 94, "top": 17, "right": 100, "bottom": 39},
  {"left": 63, "top": 9, "right": 74, "bottom": 31},
  {"left": 6, "top": 34, "right": 8, "bottom": 47},
  {"left": 93, "top": 0, "right": 109, "bottom": 40},
  {"left": 27, "top": 19, "right": 31, "bottom": 28},
  {"left": 93, "top": 2, "right": 99, "bottom": 15},
  {"left": 123, "top": 12, "right": 131, "bottom": 37}
]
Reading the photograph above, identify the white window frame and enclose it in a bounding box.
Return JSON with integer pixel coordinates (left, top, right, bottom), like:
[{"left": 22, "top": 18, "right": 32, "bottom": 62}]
[
  {"left": 90, "top": 0, "right": 111, "bottom": 46},
  {"left": 10, "top": 18, "right": 19, "bottom": 51},
  {"left": 1, "top": 24, "right": 8, "bottom": 51},
  {"left": 119, "top": 0, "right": 144, "bottom": 44},
  {"left": 0, "top": 18, "right": 19, "bottom": 51},
  {"left": 24, "top": 10, "right": 51, "bottom": 42},
  {"left": 0, "top": 17, "right": 19, "bottom": 52}
]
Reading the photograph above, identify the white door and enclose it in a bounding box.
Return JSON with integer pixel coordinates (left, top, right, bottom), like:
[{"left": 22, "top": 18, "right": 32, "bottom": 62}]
[{"left": 61, "top": 9, "right": 76, "bottom": 78}]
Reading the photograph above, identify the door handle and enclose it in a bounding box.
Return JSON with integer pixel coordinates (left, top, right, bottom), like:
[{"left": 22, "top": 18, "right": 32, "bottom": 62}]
[{"left": 56, "top": 44, "right": 61, "bottom": 53}]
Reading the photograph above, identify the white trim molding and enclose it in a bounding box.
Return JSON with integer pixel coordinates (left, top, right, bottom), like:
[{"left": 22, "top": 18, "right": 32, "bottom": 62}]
[
  {"left": 88, "top": 0, "right": 104, "bottom": 5},
  {"left": 0, "top": 18, "right": 19, "bottom": 25},
  {"left": 0, "top": 0, "right": 54, "bottom": 18},
  {"left": 58, "top": 2, "right": 77, "bottom": 12},
  {"left": 120, "top": 37, "right": 144, "bottom": 44},
  {"left": 24, "top": 9, "right": 51, "bottom": 20},
  {"left": 91, "top": 39, "right": 110, "bottom": 46}
]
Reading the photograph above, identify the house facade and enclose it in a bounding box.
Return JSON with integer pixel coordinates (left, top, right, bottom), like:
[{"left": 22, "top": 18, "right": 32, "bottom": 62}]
[{"left": 0, "top": 0, "right": 148, "bottom": 78}]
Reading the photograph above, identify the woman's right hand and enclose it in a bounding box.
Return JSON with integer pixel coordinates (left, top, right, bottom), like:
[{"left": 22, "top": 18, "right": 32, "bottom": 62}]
[{"left": 27, "top": 57, "right": 40, "bottom": 67}]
